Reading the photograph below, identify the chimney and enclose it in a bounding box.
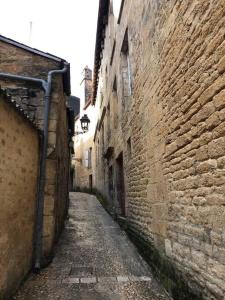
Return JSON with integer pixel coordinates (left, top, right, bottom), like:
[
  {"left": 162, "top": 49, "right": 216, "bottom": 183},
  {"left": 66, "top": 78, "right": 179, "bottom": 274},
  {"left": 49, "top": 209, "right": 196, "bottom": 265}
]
[{"left": 83, "top": 66, "right": 92, "bottom": 106}]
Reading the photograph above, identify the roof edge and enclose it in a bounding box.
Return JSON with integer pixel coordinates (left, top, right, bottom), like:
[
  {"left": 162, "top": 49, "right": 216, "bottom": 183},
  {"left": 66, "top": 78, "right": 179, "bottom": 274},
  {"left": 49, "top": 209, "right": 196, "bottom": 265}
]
[
  {"left": 0, "top": 34, "right": 65, "bottom": 63},
  {"left": 92, "top": 0, "right": 110, "bottom": 105},
  {"left": 0, "top": 34, "right": 71, "bottom": 96},
  {"left": 0, "top": 88, "right": 41, "bottom": 132}
]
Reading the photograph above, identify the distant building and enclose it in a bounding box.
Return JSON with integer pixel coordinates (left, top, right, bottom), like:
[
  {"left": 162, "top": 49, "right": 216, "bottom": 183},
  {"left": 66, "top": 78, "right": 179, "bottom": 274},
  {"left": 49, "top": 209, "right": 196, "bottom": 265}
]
[{"left": 73, "top": 66, "right": 97, "bottom": 191}]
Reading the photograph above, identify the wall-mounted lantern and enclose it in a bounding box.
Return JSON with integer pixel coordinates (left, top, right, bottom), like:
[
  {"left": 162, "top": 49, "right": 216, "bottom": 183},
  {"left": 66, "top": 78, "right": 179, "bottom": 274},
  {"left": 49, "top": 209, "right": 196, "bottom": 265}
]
[
  {"left": 75, "top": 114, "right": 90, "bottom": 135},
  {"left": 80, "top": 114, "right": 90, "bottom": 133}
]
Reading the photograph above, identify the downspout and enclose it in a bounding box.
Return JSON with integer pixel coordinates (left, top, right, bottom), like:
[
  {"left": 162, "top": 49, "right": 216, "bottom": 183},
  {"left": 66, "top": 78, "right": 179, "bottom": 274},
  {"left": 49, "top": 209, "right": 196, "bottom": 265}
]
[{"left": 0, "top": 63, "right": 68, "bottom": 271}]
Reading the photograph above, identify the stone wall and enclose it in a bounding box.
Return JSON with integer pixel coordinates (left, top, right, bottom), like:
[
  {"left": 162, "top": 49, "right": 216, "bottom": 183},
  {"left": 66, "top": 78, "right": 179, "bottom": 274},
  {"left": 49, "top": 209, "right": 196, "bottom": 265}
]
[
  {"left": 0, "top": 40, "right": 70, "bottom": 259},
  {"left": 0, "top": 40, "right": 57, "bottom": 77},
  {"left": 74, "top": 136, "right": 92, "bottom": 189},
  {"left": 54, "top": 84, "right": 70, "bottom": 243},
  {"left": 0, "top": 94, "right": 39, "bottom": 299},
  {"left": 93, "top": 0, "right": 225, "bottom": 298}
]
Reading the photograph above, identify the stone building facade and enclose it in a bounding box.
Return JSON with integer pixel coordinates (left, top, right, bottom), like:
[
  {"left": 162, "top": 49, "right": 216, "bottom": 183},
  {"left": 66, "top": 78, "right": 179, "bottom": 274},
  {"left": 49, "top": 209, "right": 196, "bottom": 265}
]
[
  {"left": 92, "top": 1, "right": 225, "bottom": 299},
  {"left": 0, "top": 90, "right": 40, "bottom": 299},
  {"left": 73, "top": 67, "right": 97, "bottom": 190},
  {"left": 0, "top": 35, "right": 73, "bottom": 268}
]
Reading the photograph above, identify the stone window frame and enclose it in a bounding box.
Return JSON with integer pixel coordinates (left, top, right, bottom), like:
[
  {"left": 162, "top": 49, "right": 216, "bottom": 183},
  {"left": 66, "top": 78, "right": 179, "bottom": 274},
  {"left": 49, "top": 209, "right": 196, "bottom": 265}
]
[
  {"left": 112, "top": 75, "right": 119, "bottom": 129},
  {"left": 88, "top": 147, "right": 92, "bottom": 169},
  {"left": 120, "top": 28, "right": 132, "bottom": 108},
  {"left": 84, "top": 147, "right": 92, "bottom": 169}
]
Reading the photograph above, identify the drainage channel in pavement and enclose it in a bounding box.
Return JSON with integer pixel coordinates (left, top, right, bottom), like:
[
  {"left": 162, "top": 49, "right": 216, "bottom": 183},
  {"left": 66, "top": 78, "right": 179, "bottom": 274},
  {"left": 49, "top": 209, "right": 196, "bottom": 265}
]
[{"left": 62, "top": 275, "right": 152, "bottom": 284}]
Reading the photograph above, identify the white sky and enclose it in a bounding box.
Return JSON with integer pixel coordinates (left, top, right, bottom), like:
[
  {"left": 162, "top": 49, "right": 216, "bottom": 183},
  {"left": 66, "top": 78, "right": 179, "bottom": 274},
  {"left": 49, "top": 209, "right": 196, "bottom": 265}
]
[{"left": 0, "top": 0, "right": 99, "bottom": 99}]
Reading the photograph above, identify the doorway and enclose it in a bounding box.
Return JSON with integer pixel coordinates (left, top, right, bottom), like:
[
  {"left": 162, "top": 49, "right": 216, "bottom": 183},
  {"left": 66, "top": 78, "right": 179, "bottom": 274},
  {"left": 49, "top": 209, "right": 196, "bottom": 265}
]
[
  {"left": 89, "top": 174, "right": 93, "bottom": 191},
  {"left": 116, "top": 152, "right": 125, "bottom": 216},
  {"left": 108, "top": 166, "right": 114, "bottom": 206}
]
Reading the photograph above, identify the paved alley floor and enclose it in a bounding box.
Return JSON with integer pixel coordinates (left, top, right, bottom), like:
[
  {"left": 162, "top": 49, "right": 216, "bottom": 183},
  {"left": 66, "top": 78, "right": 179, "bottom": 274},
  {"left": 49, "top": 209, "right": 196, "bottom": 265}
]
[{"left": 13, "top": 193, "right": 171, "bottom": 300}]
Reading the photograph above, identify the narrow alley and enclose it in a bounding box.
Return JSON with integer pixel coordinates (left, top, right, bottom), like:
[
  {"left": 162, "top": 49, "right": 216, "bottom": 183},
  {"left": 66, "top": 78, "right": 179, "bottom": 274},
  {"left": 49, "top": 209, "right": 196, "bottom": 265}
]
[{"left": 13, "top": 193, "right": 170, "bottom": 300}]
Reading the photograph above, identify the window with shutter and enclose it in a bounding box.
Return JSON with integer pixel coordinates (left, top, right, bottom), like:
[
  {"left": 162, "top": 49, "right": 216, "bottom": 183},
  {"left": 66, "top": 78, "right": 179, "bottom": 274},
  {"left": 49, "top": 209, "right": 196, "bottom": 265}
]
[{"left": 84, "top": 150, "right": 89, "bottom": 168}]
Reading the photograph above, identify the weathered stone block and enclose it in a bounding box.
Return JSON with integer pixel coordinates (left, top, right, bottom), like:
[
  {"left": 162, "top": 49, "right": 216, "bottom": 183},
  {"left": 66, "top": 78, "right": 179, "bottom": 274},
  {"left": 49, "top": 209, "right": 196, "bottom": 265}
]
[
  {"left": 196, "top": 159, "right": 217, "bottom": 174},
  {"left": 208, "top": 137, "right": 225, "bottom": 158},
  {"left": 44, "top": 196, "right": 55, "bottom": 216},
  {"left": 43, "top": 216, "right": 55, "bottom": 238}
]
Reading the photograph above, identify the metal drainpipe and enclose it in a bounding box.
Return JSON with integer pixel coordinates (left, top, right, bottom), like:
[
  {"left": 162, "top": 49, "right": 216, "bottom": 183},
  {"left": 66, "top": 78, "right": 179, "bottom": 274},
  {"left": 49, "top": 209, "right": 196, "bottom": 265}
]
[{"left": 0, "top": 64, "right": 68, "bottom": 271}]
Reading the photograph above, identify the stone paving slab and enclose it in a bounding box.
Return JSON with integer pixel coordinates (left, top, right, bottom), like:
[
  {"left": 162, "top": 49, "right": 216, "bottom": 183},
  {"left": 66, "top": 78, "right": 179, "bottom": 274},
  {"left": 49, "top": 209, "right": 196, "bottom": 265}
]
[{"left": 13, "top": 192, "right": 171, "bottom": 300}]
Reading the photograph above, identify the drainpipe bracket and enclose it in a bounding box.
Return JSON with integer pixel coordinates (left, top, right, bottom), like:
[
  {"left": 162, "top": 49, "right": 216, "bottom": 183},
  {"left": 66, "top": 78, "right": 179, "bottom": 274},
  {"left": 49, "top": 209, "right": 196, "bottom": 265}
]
[{"left": 47, "top": 146, "right": 56, "bottom": 158}]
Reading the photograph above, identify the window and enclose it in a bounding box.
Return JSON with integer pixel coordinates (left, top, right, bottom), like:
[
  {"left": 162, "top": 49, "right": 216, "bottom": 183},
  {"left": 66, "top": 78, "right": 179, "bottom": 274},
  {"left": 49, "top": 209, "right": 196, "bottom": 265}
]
[
  {"left": 84, "top": 150, "right": 88, "bottom": 168},
  {"left": 88, "top": 147, "right": 92, "bottom": 169},
  {"left": 84, "top": 147, "right": 92, "bottom": 169},
  {"left": 96, "top": 139, "right": 99, "bottom": 167},
  {"left": 127, "top": 137, "right": 132, "bottom": 160},
  {"left": 113, "top": 76, "right": 117, "bottom": 93},
  {"left": 101, "top": 123, "right": 105, "bottom": 154},
  {"left": 107, "top": 104, "right": 111, "bottom": 141},
  {"left": 110, "top": 41, "right": 116, "bottom": 66},
  {"left": 105, "top": 66, "right": 108, "bottom": 88},
  {"left": 113, "top": 76, "right": 119, "bottom": 129},
  {"left": 108, "top": 166, "right": 114, "bottom": 203},
  {"left": 100, "top": 91, "right": 103, "bottom": 108},
  {"left": 121, "top": 29, "right": 132, "bottom": 105}
]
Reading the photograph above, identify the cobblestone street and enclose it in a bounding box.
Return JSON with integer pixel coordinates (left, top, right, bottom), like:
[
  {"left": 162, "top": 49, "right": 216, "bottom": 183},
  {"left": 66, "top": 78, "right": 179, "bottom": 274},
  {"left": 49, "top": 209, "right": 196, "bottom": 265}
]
[{"left": 13, "top": 192, "right": 170, "bottom": 300}]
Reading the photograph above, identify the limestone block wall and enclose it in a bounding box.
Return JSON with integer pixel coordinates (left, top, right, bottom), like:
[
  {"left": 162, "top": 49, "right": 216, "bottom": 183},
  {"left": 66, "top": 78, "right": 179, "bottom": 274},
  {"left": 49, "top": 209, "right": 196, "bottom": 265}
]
[
  {"left": 93, "top": 0, "right": 225, "bottom": 298},
  {"left": 0, "top": 95, "right": 39, "bottom": 299},
  {"left": 54, "top": 86, "right": 70, "bottom": 244},
  {"left": 0, "top": 40, "right": 70, "bottom": 258}
]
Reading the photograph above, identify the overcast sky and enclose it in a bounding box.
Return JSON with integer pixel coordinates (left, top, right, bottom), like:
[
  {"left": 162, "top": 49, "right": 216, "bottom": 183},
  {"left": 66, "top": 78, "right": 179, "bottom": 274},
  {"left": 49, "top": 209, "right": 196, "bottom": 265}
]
[{"left": 0, "top": 0, "right": 99, "bottom": 99}]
